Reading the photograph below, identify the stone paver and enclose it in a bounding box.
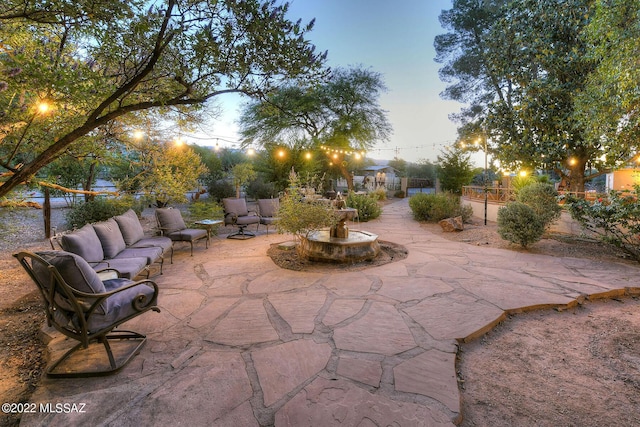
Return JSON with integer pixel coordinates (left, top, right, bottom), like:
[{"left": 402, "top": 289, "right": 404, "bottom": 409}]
[{"left": 20, "top": 199, "right": 638, "bottom": 426}]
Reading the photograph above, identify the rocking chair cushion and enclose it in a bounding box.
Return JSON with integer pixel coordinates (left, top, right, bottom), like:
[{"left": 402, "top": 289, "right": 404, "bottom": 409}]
[
  {"left": 114, "top": 209, "right": 145, "bottom": 246},
  {"left": 93, "top": 218, "right": 127, "bottom": 259},
  {"left": 34, "top": 251, "right": 108, "bottom": 314},
  {"left": 223, "top": 198, "right": 250, "bottom": 217},
  {"left": 61, "top": 224, "right": 105, "bottom": 263},
  {"left": 90, "top": 278, "right": 156, "bottom": 332}
]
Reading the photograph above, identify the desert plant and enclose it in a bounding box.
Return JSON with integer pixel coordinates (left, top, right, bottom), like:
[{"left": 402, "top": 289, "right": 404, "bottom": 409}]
[
  {"left": 66, "top": 196, "right": 142, "bottom": 228},
  {"left": 497, "top": 202, "right": 545, "bottom": 248},
  {"left": 370, "top": 187, "right": 387, "bottom": 201},
  {"left": 566, "top": 185, "right": 640, "bottom": 262},
  {"left": 246, "top": 178, "right": 277, "bottom": 200},
  {"left": 346, "top": 192, "right": 381, "bottom": 222},
  {"left": 188, "top": 200, "right": 224, "bottom": 222},
  {"left": 408, "top": 192, "right": 473, "bottom": 222},
  {"left": 516, "top": 182, "right": 562, "bottom": 229},
  {"left": 207, "top": 179, "right": 235, "bottom": 202},
  {"left": 231, "top": 162, "right": 257, "bottom": 198},
  {"left": 276, "top": 169, "right": 337, "bottom": 254}
]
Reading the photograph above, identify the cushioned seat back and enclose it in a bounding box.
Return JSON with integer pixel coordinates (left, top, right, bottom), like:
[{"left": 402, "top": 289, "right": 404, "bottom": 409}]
[
  {"left": 114, "top": 209, "right": 145, "bottom": 246},
  {"left": 60, "top": 224, "right": 105, "bottom": 263},
  {"left": 258, "top": 198, "right": 279, "bottom": 217},
  {"left": 223, "top": 198, "right": 249, "bottom": 216},
  {"left": 33, "top": 251, "right": 107, "bottom": 315},
  {"left": 156, "top": 208, "right": 186, "bottom": 234},
  {"left": 93, "top": 218, "right": 127, "bottom": 259}
]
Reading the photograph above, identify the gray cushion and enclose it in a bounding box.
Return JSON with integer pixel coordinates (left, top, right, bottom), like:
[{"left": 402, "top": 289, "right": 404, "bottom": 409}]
[
  {"left": 131, "top": 236, "right": 173, "bottom": 254},
  {"left": 114, "top": 209, "right": 145, "bottom": 246},
  {"left": 93, "top": 218, "right": 126, "bottom": 259},
  {"left": 155, "top": 208, "right": 186, "bottom": 235},
  {"left": 258, "top": 198, "right": 279, "bottom": 217},
  {"left": 60, "top": 224, "right": 105, "bottom": 263},
  {"left": 88, "top": 279, "right": 156, "bottom": 332},
  {"left": 236, "top": 215, "right": 260, "bottom": 226},
  {"left": 97, "top": 257, "right": 148, "bottom": 280},
  {"left": 34, "top": 251, "right": 107, "bottom": 314},
  {"left": 114, "top": 247, "right": 163, "bottom": 265},
  {"left": 167, "top": 228, "right": 208, "bottom": 242},
  {"left": 223, "top": 198, "right": 249, "bottom": 216}
]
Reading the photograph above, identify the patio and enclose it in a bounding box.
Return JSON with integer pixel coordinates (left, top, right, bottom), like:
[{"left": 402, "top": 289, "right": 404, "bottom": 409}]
[{"left": 21, "top": 198, "right": 639, "bottom": 426}]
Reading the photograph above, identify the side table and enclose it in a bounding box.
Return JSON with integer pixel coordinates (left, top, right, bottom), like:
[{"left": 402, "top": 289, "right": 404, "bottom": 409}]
[{"left": 194, "top": 219, "right": 223, "bottom": 240}]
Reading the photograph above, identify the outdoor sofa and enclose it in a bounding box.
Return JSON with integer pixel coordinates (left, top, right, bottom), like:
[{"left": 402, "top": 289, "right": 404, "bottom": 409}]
[{"left": 52, "top": 209, "right": 173, "bottom": 279}]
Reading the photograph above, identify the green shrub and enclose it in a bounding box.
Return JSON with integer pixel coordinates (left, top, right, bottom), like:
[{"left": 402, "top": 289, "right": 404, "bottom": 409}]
[
  {"left": 246, "top": 179, "right": 277, "bottom": 200},
  {"left": 566, "top": 185, "right": 640, "bottom": 262},
  {"left": 66, "top": 196, "right": 142, "bottom": 228},
  {"left": 207, "top": 179, "right": 235, "bottom": 202},
  {"left": 408, "top": 192, "right": 473, "bottom": 222},
  {"left": 497, "top": 202, "right": 545, "bottom": 248},
  {"left": 394, "top": 190, "right": 405, "bottom": 198},
  {"left": 188, "top": 200, "right": 224, "bottom": 222},
  {"left": 516, "top": 182, "right": 561, "bottom": 229},
  {"left": 370, "top": 188, "right": 387, "bottom": 201},
  {"left": 346, "top": 192, "right": 381, "bottom": 222},
  {"left": 277, "top": 168, "right": 337, "bottom": 254}
]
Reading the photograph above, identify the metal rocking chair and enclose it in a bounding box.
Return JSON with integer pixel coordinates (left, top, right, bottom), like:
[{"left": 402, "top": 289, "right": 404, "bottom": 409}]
[{"left": 14, "top": 250, "right": 160, "bottom": 378}]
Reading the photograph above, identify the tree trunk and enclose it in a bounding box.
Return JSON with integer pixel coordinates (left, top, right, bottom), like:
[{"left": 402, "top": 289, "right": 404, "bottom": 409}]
[
  {"left": 84, "top": 161, "right": 97, "bottom": 202},
  {"left": 337, "top": 163, "right": 354, "bottom": 191},
  {"left": 569, "top": 158, "right": 588, "bottom": 194},
  {"left": 43, "top": 188, "right": 51, "bottom": 238}
]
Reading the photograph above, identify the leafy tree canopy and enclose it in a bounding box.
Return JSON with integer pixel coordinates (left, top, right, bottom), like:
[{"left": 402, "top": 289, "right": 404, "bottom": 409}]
[
  {"left": 434, "top": 0, "right": 638, "bottom": 192},
  {"left": 238, "top": 66, "right": 392, "bottom": 189},
  {"left": 0, "top": 0, "right": 326, "bottom": 197}
]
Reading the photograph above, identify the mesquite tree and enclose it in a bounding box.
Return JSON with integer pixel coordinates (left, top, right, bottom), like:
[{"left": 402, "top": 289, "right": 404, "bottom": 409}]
[{"left": 0, "top": 0, "right": 326, "bottom": 197}]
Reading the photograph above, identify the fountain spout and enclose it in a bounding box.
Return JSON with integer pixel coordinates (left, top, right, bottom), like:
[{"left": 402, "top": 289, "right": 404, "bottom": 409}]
[{"left": 330, "top": 207, "right": 357, "bottom": 239}]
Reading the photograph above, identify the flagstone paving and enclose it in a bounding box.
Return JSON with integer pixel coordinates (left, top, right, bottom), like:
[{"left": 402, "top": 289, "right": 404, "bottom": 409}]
[{"left": 22, "top": 199, "right": 639, "bottom": 426}]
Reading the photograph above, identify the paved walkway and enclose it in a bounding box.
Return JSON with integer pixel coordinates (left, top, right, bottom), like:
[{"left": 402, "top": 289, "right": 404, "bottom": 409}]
[{"left": 22, "top": 199, "right": 639, "bottom": 426}]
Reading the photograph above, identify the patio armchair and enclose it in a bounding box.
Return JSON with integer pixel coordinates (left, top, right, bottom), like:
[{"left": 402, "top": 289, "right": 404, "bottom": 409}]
[
  {"left": 257, "top": 198, "right": 280, "bottom": 235},
  {"left": 222, "top": 198, "right": 261, "bottom": 239},
  {"left": 155, "top": 208, "right": 209, "bottom": 256},
  {"left": 14, "top": 250, "right": 160, "bottom": 377}
]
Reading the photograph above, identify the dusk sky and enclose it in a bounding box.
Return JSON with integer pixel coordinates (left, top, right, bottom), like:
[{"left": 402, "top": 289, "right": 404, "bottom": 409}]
[{"left": 192, "top": 0, "right": 462, "bottom": 164}]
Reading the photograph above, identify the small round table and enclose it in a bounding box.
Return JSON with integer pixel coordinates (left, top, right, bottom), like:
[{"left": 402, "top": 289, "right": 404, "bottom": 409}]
[{"left": 194, "top": 219, "right": 223, "bottom": 240}]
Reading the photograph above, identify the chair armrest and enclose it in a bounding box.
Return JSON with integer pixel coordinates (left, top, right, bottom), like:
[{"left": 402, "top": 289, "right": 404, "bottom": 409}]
[
  {"left": 224, "top": 212, "right": 238, "bottom": 224},
  {"left": 72, "top": 278, "right": 160, "bottom": 316}
]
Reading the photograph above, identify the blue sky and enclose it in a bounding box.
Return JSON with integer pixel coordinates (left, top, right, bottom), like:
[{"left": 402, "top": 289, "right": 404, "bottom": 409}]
[{"left": 194, "top": 0, "right": 462, "bottom": 163}]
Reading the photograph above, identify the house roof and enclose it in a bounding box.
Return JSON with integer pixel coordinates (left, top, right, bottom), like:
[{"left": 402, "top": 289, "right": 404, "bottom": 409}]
[{"left": 359, "top": 165, "right": 398, "bottom": 173}]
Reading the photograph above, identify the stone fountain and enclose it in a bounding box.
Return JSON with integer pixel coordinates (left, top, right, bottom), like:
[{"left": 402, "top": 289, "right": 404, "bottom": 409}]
[{"left": 300, "top": 204, "right": 380, "bottom": 264}]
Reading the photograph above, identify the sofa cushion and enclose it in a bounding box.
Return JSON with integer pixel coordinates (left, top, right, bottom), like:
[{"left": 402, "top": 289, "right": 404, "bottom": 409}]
[
  {"left": 155, "top": 208, "right": 186, "bottom": 235},
  {"left": 114, "top": 209, "right": 145, "bottom": 246},
  {"left": 93, "top": 218, "right": 127, "bottom": 259},
  {"left": 97, "top": 257, "right": 148, "bottom": 280},
  {"left": 60, "top": 224, "right": 105, "bottom": 263}
]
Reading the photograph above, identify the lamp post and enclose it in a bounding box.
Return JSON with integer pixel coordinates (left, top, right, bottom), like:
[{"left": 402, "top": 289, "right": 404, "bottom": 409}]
[{"left": 474, "top": 136, "right": 488, "bottom": 226}]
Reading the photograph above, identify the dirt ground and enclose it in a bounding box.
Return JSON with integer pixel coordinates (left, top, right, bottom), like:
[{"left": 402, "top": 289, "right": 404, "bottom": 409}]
[
  {"left": 423, "top": 220, "right": 640, "bottom": 427},
  {"left": 1, "top": 207, "right": 639, "bottom": 427}
]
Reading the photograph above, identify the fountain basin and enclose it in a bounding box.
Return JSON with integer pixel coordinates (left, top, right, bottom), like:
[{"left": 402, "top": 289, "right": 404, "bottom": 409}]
[{"left": 300, "top": 229, "right": 380, "bottom": 263}]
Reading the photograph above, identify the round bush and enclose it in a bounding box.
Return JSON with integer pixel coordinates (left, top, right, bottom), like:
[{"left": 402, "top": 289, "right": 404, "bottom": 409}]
[
  {"left": 497, "top": 202, "right": 545, "bottom": 248},
  {"left": 207, "top": 179, "right": 235, "bottom": 202},
  {"left": 408, "top": 192, "right": 473, "bottom": 222},
  {"left": 516, "top": 182, "right": 561, "bottom": 228},
  {"left": 346, "top": 192, "right": 381, "bottom": 222}
]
